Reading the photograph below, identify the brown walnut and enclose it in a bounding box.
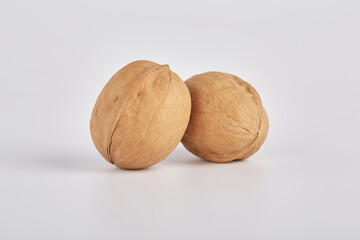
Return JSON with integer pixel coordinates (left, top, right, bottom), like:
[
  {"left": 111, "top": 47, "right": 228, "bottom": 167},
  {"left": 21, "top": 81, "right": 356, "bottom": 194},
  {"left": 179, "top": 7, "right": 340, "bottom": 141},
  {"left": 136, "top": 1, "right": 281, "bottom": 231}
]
[
  {"left": 181, "top": 72, "right": 268, "bottom": 163},
  {"left": 90, "top": 60, "right": 191, "bottom": 169}
]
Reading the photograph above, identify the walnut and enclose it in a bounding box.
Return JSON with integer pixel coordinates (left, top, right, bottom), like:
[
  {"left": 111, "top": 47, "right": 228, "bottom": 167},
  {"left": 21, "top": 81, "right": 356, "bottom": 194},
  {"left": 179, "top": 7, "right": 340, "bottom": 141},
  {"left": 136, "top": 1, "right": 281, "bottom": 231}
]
[
  {"left": 181, "top": 72, "right": 268, "bottom": 162},
  {"left": 90, "top": 60, "right": 191, "bottom": 169}
]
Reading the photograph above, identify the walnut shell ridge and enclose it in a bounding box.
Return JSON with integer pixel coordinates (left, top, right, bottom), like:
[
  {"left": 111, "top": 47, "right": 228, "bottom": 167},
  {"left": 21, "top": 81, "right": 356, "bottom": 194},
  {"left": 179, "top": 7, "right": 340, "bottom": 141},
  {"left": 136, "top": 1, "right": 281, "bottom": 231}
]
[
  {"left": 90, "top": 60, "right": 191, "bottom": 169},
  {"left": 181, "top": 72, "right": 268, "bottom": 163}
]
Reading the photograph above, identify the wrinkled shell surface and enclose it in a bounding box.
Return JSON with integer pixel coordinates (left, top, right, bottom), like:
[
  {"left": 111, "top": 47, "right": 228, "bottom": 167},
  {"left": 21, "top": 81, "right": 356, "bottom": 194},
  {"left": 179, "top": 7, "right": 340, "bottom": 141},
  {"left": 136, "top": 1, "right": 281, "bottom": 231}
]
[
  {"left": 90, "top": 60, "right": 191, "bottom": 169},
  {"left": 181, "top": 72, "right": 268, "bottom": 163}
]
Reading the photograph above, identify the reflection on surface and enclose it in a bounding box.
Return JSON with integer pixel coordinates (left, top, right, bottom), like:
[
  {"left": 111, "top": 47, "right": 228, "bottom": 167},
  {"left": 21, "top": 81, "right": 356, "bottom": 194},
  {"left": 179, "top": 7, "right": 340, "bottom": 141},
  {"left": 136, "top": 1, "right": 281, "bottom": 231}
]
[{"left": 95, "top": 147, "right": 267, "bottom": 234}]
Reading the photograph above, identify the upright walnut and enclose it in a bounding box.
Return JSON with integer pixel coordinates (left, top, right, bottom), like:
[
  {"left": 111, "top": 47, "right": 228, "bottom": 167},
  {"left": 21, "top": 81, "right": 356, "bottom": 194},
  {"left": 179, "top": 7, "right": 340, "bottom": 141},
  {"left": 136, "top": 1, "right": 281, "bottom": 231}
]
[
  {"left": 90, "top": 60, "right": 191, "bottom": 169},
  {"left": 181, "top": 72, "right": 268, "bottom": 163}
]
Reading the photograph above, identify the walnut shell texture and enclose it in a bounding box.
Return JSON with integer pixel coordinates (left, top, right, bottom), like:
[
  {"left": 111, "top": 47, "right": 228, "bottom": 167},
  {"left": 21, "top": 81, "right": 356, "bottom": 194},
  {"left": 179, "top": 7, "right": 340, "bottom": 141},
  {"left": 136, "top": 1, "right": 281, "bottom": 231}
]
[
  {"left": 181, "top": 72, "right": 268, "bottom": 163},
  {"left": 90, "top": 60, "right": 191, "bottom": 169}
]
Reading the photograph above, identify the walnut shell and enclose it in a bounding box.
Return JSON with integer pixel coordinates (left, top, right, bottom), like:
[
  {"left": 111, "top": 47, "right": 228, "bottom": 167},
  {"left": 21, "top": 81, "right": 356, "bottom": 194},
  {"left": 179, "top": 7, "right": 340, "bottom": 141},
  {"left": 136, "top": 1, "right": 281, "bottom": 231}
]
[
  {"left": 181, "top": 72, "right": 268, "bottom": 163},
  {"left": 90, "top": 60, "right": 191, "bottom": 169}
]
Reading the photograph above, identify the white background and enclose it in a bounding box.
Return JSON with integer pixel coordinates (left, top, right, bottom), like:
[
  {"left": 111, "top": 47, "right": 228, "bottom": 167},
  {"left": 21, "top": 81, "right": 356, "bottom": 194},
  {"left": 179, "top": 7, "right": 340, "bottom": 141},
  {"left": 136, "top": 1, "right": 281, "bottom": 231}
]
[{"left": 1, "top": 0, "right": 360, "bottom": 239}]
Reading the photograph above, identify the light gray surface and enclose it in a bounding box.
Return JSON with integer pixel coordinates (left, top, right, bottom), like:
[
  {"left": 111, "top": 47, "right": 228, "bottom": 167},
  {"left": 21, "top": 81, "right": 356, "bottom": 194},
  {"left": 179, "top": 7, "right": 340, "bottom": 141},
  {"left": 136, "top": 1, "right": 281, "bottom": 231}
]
[{"left": 1, "top": 0, "right": 359, "bottom": 239}]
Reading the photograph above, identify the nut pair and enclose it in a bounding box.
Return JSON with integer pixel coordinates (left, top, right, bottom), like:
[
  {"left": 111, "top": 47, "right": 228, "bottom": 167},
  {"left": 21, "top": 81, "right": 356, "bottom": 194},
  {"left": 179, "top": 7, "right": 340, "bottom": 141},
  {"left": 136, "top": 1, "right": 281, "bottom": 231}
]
[{"left": 90, "top": 60, "right": 268, "bottom": 169}]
